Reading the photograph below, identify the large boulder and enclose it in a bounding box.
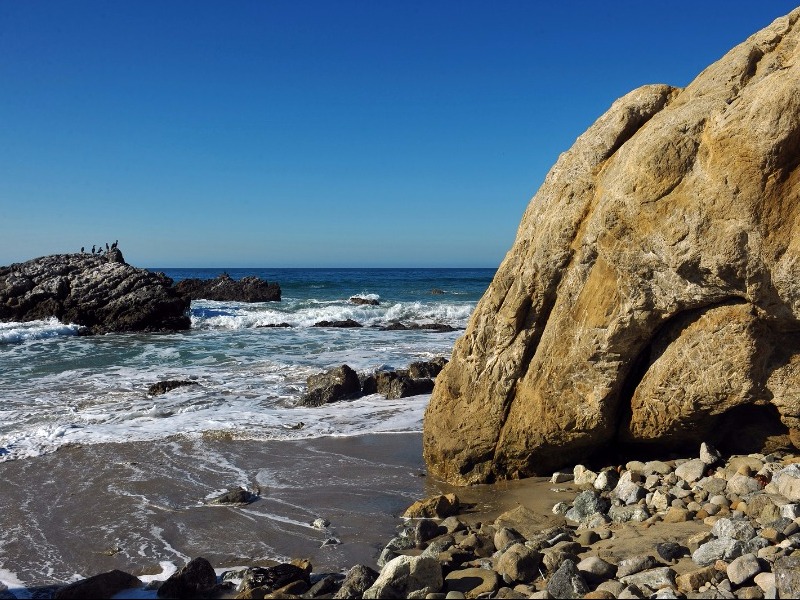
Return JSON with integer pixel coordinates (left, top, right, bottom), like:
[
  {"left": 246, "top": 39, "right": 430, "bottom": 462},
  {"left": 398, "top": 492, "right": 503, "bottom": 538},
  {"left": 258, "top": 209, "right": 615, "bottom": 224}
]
[
  {"left": 175, "top": 273, "right": 280, "bottom": 302},
  {"left": 424, "top": 9, "right": 800, "bottom": 484},
  {"left": 0, "top": 252, "right": 190, "bottom": 334}
]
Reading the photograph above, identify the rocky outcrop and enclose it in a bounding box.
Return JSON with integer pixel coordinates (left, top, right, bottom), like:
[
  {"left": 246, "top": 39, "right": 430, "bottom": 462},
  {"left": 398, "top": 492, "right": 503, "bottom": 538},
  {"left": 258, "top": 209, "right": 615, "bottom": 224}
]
[
  {"left": 175, "top": 273, "right": 281, "bottom": 302},
  {"left": 299, "top": 358, "right": 449, "bottom": 407},
  {"left": 174, "top": 273, "right": 281, "bottom": 302},
  {"left": 424, "top": 9, "right": 800, "bottom": 484},
  {"left": 299, "top": 365, "right": 362, "bottom": 407},
  {"left": 0, "top": 252, "right": 190, "bottom": 334}
]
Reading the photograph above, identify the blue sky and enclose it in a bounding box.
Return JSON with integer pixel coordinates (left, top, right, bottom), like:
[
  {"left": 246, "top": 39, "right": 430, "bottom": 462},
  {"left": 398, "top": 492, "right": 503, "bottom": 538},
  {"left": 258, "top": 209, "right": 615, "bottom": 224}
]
[{"left": 1, "top": 2, "right": 796, "bottom": 267}]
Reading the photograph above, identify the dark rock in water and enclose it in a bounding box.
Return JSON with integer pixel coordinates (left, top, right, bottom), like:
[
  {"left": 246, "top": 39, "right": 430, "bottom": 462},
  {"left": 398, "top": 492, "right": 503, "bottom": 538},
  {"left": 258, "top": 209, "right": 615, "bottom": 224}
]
[
  {"left": 313, "top": 319, "right": 362, "bottom": 328},
  {"left": 148, "top": 380, "right": 198, "bottom": 396},
  {"left": 409, "top": 357, "right": 449, "bottom": 379},
  {"left": 237, "top": 563, "right": 311, "bottom": 595},
  {"left": 379, "top": 322, "right": 457, "bottom": 332},
  {"left": 360, "top": 373, "right": 378, "bottom": 395},
  {"left": 381, "top": 321, "right": 410, "bottom": 330},
  {"left": 350, "top": 296, "right": 379, "bottom": 306},
  {"left": 333, "top": 565, "right": 379, "bottom": 599},
  {"left": 256, "top": 322, "right": 293, "bottom": 328},
  {"left": 431, "top": 288, "right": 445, "bottom": 295},
  {"left": 0, "top": 252, "right": 190, "bottom": 334},
  {"left": 157, "top": 557, "right": 216, "bottom": 599},
  {"left": 210, "top": 487, "right": 258, "bottom": 505},
  {"left": 299, "top": 365, "right": 361, "bottom": 407},
  {"left": 175, "top": 273, "right": 281, "bottom": 302},
  {"left": 415, "top": 323, "right": 457, "bottom": 332},
  {"left": 53, "top": 570, "right": 141, "bottom": 599},
  {"left": 376, "top": 370, "right": 435, "bottom": 399}
]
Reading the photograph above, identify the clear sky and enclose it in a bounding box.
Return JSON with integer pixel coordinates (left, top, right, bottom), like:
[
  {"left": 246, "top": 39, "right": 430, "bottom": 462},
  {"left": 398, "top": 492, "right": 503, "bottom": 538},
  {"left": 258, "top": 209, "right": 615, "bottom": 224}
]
[{"left": 1, "top": 2, "right": 797, "bottom": 268}]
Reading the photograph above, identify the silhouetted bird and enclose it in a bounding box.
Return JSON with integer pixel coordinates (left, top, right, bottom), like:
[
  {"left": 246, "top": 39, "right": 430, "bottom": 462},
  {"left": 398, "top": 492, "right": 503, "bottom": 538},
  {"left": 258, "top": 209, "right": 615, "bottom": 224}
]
[
  {"left": 106, "top": 243, "right": 109, "bottom": 251},
  {"left": 81, "top": 247, "right": 85, "bottom": 253},
  {"left": 91, "top": 245, "right": 96, "bottom": 254}
]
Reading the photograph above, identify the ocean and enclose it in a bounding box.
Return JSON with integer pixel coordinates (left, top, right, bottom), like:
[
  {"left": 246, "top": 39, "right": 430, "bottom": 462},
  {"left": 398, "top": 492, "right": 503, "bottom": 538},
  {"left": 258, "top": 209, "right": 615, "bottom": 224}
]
[{"left": 0, "top": 267, "right": 494, "bottom": 593}]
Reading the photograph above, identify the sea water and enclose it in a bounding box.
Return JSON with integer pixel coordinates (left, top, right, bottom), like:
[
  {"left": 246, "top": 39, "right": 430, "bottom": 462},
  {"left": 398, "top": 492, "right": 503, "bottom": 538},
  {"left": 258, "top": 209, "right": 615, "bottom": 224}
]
[
  {"left": 0, "top": 268, "right": 492, "bottom": 461},
  {"left": 0, "top": 268, "right": 493, "bottom": 591}
]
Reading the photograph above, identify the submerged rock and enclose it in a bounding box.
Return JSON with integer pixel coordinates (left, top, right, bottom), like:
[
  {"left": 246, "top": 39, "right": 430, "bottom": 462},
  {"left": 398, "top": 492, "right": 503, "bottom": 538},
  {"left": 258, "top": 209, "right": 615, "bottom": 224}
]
[
  {"left": 147, "top": 380, "right": 198, "bottom": 396},
  {"left": 175, "top": 273, "right": 280, "bottom": 302},
  {"left": 424, "top": 8, "right": 800, "bottom": 484},
  {"left": 350, "top": 295, "right": 379, "bottom": 305},
  {"left": 209, "top": 487, "right": 258, "bottom": 505},
  {"left": 54, "top": 570, "right": 141, "bottom": 599},
  {"left": 313, "top": 318, "right": 363, "bottom": 328},
  {"left": 0, "top": 252, "right": 190, "bottom": 334}
]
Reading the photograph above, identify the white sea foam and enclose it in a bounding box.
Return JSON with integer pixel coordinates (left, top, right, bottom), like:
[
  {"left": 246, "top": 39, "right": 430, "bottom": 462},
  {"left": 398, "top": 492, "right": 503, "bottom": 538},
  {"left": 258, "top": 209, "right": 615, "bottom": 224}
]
[
  {"left": 0, "top": 317, "right": 80, "bottom": 345},
  {"left": 189, "top": 297, "right": 473, "bottom": 330},
  {"left": 0, "top": 567, "right": 31, "bottom": 599}
]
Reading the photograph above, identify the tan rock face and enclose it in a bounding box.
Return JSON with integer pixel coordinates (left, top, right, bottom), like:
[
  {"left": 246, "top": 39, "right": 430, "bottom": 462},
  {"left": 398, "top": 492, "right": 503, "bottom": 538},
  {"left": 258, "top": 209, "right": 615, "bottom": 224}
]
[{"left": 424, "top": 9, "right": 800, "bottom": 485}]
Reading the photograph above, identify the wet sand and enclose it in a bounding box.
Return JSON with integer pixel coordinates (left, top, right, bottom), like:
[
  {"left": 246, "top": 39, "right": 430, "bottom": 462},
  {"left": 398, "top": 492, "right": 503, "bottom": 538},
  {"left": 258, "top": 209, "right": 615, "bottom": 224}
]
[{"left": 0, "top": 433, "right": 437, "bottom": 588}]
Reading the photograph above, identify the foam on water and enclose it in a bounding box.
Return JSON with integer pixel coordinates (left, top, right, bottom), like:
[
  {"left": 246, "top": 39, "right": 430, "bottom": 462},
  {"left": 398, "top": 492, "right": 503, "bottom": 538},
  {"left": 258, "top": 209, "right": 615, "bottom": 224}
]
[
  {"left": 0, "top": 269, "right": 492, "bottom": 464},
  {"left": 0, "top": 317, "right": 80, "bottom": 345},
  {"left": 189, "top": 297, "right": 474, "bottom": 330}
]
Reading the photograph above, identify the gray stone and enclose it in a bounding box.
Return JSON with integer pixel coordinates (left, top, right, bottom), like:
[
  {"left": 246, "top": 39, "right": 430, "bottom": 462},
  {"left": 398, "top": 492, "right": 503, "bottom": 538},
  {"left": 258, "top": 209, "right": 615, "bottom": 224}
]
[
  {"left": 619, "top": 566, "right": 677, "bottom": 592},
  {"left": 573, "top": 465, "right": 598, "bottom": 486},
  {"left": 702, "top": 478, "right": 730, "bottom": 496},
  {"left": 609, "top": 504, "right": 651, "bottom": 523},
  {"left": 613, "top": 472, "right": 647, "bottom": 505},
  {"left": 693, "top": 538, "right": 740, "bottom": 566},
  {"left": 700, "top": 443, "right": 722, "bottom": 466},
  {"left": 594, "top": 469, "right": 620, "bottom": 492},
  {"left": 651, "top": 490, "right": 673, "bottom": 512},
  {"left": 726, "top": 553, "right": 761, "bottom": 586},
  {"left": 774, "top": 555, "right": 800, "bottom": 600},
  {"left": 565, "top": 490, "right": 610, "bottom": 522},
  {"left": 441, "top": 517, "right": 466, "bottom": 534},
  {"left": 545, "top": 559, "right": 588, "bottom": 599},
  {"left": 781, "top": 503, "right": 800, "bottom": 520},
  {"left": 551, "top": 472, "right": 573, "bottom": 484},
  {"left": 727, "top": 474, "right": 762, "bottom": 497},
  {"left": 774, "top": 465, "right": 800, "bottom": 502},
  {"left": 676, "top": 459, "right": 708, "bottom": 484},
  {"left": 712, "top": 518, "right": 757, "bottom": 541},
  {"left": 552, "top": 501, "right": 569, "bottom": 516},
  {"left": 420, "top": 537, "right": 454, "bottom": 559},
  {"left": 363, "top": 555, "right": 442, "bottom": 599}
]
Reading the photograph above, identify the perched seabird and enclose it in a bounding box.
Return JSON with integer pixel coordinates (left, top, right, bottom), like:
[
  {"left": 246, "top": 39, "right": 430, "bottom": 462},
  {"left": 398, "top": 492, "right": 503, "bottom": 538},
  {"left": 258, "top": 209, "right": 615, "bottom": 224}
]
[
  {"left": 91, "top": 245, "right": 96, "bottom": 254},
  {"left": 81, "top": 247, "right": 85, "bottom": 253},
  {"left": 105, "top": 242, "right": 109, "bottom": 251}
]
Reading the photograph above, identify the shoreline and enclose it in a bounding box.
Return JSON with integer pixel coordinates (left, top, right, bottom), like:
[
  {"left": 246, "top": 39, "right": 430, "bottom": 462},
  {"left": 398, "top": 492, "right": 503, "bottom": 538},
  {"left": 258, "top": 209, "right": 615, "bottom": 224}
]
[
  {"left": 0, "top": 433, "right": 433, "bottom": 591},
  {"left": 4, "top": 434, "right": 798, "bottom": 599}
]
